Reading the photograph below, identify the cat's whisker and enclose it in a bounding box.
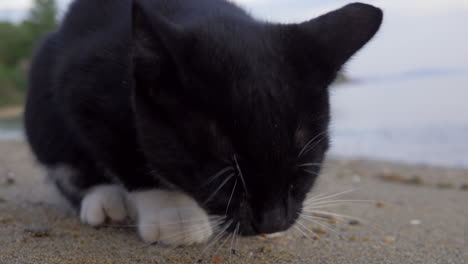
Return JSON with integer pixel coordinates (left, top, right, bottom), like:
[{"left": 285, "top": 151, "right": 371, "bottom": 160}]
[
  {"left": 298, "top": 214, "right": 337, "bottom": 224},
  {"left": 295, "top": 220, "right": 321, "bottom": 240},
  {"left": 305, "top": 199, "right": 374, "bottom": 205},
  {"left": 293, "top": 225, "right": 308, "bottom": 239},
  {"left": 296, "top": 219, "right": 337, "bottom": 252},
  {"left": 297, "top": 130, "right": 327, "bottom": 158},
  {"left": 211, "top": 232, "right": 233, "bottom": 260},
  {"left": 303, "top": 199, "right": 376, "bottom": 209},
  {"left": 203, "top": 173, "right": 235, "bottom": 204},
  {"left": 297, "top": 162, "right": 322, "bottom": 168},
  {"left": 304, "top": 188, "right": 356, "bottom": 204},
  {"left": 204, "top": 166, "right": 234, "bottom": 186},
  {"left": 305, "top": 209, "right": 386, "bottom": 236},
  {"left": 298, "top": 213, "right": 344, "bottom": 238},
  {"left": 229, "top": 222, "right": 240, "bottom": 260},
  {"left": 302, "top": 134, "right": 328, "bottom": 156},
  {"left": 225, "top": 179, "right": 238, "bottom": 216},
  {"left": 303, "top": 210, "right": 363, "bottom": 222},
  {"left": 161, "top": 225, "right": 214, "bottom": 253},
  {"left": 233, "top": 154, "right": 249, "bottom": 196},
  {"left": 302, "top": 204, "right": 353, "bottom": 210},
  {"left": 305, "top": 191, "right": 335, "bottom": 202},
  {"left": 302, "top": 169, "right": 320, "bottom": 176},
  {"left": 197, "top": 220, "right": 233, "bottom": 262}
]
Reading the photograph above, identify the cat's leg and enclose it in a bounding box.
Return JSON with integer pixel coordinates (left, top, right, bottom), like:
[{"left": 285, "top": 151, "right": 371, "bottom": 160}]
[{"left": 129, "top": 190, "right": 214, "bottom": 245}]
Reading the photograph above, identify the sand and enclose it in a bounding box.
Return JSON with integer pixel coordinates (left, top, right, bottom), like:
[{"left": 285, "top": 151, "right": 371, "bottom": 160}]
[{"left": 0, "top": 140, "right": 466, "bottom": 264}]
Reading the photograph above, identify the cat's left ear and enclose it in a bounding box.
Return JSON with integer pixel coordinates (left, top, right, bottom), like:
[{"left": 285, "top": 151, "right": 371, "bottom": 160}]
[{"left": 290, "top": 3, "right": 383, "bottom": 70}]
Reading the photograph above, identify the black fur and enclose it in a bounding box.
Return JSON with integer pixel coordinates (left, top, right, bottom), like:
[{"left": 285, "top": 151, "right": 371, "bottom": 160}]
[{"left": 25, "top": 0, "right": 382, "bottom": 235}]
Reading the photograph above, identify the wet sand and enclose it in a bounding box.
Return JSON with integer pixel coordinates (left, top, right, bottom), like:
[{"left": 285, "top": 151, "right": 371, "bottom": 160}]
[{"left": 0, "top": 141, "right": 466, "bottom": 264}]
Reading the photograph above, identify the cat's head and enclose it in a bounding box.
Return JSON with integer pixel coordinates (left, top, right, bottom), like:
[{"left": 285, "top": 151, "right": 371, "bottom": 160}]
[{"left": 131, "top": 1, "right": 382, "bottom": 235}]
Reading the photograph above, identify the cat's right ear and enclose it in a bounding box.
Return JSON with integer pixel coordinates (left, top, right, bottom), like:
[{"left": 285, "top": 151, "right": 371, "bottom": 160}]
[{"left": 132, "top": 0, "right": 188, "bottom": 64}]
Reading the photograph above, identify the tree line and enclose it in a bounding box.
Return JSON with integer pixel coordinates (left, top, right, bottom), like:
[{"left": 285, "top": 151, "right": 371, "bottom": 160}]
[{"left": 0, "top": 0, "right": 57, "bottom": 107}]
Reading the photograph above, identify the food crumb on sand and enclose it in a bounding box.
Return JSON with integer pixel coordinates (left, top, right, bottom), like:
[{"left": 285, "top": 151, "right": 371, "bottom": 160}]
[
  {"left": 260, "top": 246, "right": 272, "bottom": 253},
  {"left": 436, "top": 182, "right": 454, "bottom": 189},
  {"left": 1, "top": 175, "right": 15, "bottom": 186},
  {"left": 348, "top": 220, "right": 360, "bottom": 226},
  {"left": 403, "top": 176, "right": 424, "bottom": 185},
  {"left": 383, "top": 236, "right": 396, "bottom": 243},
  {"left": 311, "top": 213, "right": 340, "bottom": 223},
  {"left": 24, "top": 226, "right": 50, "bottom": 237},
  {"left": 0, "top": 216, "right": 14, "bottom": 224},
  {"left": 377, "top": 172, "right": 405, "bottom": 182},
  {"left": 312, "top": 228, "right": 327, "bottom": 235},
  {"left": 376, "top": 202, "right": 385, "bottom": 208}
]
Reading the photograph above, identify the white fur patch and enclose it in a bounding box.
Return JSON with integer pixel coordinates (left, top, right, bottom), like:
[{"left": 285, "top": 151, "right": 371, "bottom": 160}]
[
  {"left": 80, "top": 185, "right": 130, "bottom": 226},
  {"left": 48, "top": 165, "right": 83, "bottom": 196},
  {"left": 129, "top": 190, "right": 213, "bottom": 245}
]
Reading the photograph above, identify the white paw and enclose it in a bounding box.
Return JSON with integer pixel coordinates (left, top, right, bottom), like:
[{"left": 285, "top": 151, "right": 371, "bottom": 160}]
[
  {"left": 130, "top": 190, "right": 213, "bottom": 246},
  {"left": 80, "top": 185, "right": 130, "bottom": 227}
]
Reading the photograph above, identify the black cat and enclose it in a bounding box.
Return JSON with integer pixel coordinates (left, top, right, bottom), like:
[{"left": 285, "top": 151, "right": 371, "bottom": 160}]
[{"left": 25, "top": 0, "right": 382, "bottom": 245}]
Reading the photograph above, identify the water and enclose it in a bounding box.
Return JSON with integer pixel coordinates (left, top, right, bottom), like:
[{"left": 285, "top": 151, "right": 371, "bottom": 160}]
[
  {"left": 0, "top": 118, "right": 23, "bottom": 141},
  {"left": 329, "top": 75, "right": 468, "bottom": 168}
]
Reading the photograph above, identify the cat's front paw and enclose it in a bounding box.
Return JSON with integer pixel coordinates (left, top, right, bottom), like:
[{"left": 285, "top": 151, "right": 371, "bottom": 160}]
[
  {"left": 80, "top": 185, "right": 131, "bottom": 226},
  {"left": 130, "top": 190, "right": 213, "bottom": 246}
]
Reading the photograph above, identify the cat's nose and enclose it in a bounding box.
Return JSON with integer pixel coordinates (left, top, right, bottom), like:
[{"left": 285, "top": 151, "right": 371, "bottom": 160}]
[{"left": 252, "top": 208, "right": 289, "bottom": 234}]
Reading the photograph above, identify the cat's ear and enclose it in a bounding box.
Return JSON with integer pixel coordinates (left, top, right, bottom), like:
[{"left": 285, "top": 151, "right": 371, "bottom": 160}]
[
  {"left": 295, "top": 3, "right": 383, "bottom": 69},
  {"left": 132, "top": 0, "right": 189, "bottom": 63}
]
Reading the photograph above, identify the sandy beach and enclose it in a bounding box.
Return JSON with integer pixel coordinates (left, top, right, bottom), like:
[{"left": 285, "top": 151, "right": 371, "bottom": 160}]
[{"left": 0, "top": 140, "right": 466, "bottom": 264}]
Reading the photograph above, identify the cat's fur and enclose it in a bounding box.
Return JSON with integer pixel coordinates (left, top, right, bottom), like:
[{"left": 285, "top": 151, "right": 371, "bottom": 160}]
[{"left": 25, "top": 0, "right": 382, "bottom": 244}]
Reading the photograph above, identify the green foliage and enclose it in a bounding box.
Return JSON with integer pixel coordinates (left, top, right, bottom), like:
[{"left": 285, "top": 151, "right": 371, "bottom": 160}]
[{"left": 0, "top": 0, "right": 57, "bottom": 107}]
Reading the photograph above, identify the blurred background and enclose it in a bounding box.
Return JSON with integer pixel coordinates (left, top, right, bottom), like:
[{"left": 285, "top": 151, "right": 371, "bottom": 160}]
[{"left": 0, "top": 0, "right": 467, "bottom": 168}]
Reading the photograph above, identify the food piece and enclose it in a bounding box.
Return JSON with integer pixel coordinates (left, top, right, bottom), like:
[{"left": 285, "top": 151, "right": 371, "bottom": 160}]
[
  {"left": 260, "top": 246, "right": 272, "bottom": 253},
  {"left": 436, "top": 182, "right": 454, "bottom": 189},
  {"left": 403, "top": 176, "right": 424, "bottom": 185},
  {"left": 311, "top": 213, "right": 340, "bottom": 223},
  {"left": 376, "top": 202, "right": 385, "bottom": 208},
  {"left": 24, "top": 226, "right": 50, "bottom": 237},
  {"left": 378, "top": 172, "right": 404, "bottom": 182},
  {"left": 312, "top": 228, "right": 327, "bottom": 235},
  {"left": 383, "top": 236, "right": 396, "bottom": 243},
  {"left": 0, "top": 216, "right": 13, "bottom": 224}
]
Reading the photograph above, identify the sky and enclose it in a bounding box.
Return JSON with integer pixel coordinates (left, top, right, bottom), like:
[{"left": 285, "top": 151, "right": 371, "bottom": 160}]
[{"left": 2, "top": 0, "right": 467, "bottom": 20}]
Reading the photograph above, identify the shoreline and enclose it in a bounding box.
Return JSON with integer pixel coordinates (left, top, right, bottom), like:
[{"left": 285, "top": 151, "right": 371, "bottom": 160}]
[
  {"left": 0, "top": 141, "right": 466, "bottom": 263},
  {"left": 0, "top": 106, "right": 23, "bottom": 119}
]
